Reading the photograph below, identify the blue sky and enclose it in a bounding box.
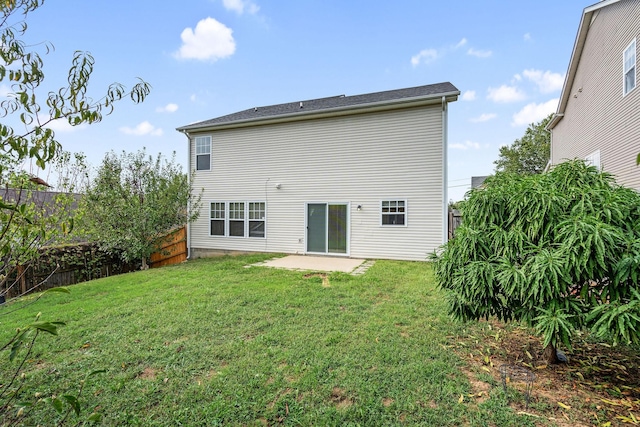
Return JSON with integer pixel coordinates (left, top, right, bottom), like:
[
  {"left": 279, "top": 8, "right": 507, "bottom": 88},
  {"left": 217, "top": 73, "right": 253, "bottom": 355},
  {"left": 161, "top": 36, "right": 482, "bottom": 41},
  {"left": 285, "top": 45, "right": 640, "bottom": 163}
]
[{"left": 16, "top": 0, "right": 590, "bottom": 201}]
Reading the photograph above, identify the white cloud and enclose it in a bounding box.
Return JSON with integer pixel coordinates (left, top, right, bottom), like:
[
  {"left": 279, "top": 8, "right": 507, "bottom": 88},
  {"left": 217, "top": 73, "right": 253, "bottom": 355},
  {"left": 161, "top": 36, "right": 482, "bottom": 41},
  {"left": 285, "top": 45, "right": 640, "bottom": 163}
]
[
  {"left": 156, "top": 103, "right": 179, "bottom": 113},
  {"left": 43, "top": 118, "right": 87, "bottom": 133},
  {"left": 190, "top": 94, "right": 198, "bottom": 102},
  {"left": 461, "top": 90, "right": 476, "bottom": 101},
  {"left": 175, "top": 17, "right": 236, "bottom": 61},
  {"left": 522, "top": 69, "right": 564, "bottom": 93},
  {"left": 487, "top": 85, "right": 526, "bottom": 103},
  {"left": 470, "top": 113, "right": 497, "bottom": 123},
  {"left": 0, "top": 84, "right": 12, "bottom": 97},
  {"left": 222, "top": 0, "right": 259, "bottom": 14},
  {"left": 511, "top": 98, "right": 558, "bottom": 126},
  {"left": 455, "top": 38, "right": 467, "bottom": 49},
  {"left": 467, "top": 48, "right": 492, "bottom": 58},
  {"left": 524, "top": 33, "right": 532, "bottom": 42},
  {"left": 450, "top": 140, "right": 481, "bottom": 150},
  {"left": 119, "top": 121, "right": 164, "bottom": 136},
  {"left": 411, "top": 49, "right": 438, "bottom": 67}
]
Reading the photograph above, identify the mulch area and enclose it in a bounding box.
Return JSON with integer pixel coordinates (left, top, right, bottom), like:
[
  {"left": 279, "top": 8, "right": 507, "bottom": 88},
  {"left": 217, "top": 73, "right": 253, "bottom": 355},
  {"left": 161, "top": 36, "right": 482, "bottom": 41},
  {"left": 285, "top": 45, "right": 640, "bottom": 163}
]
[{"left": 453, "top": 320, "right": 640, "bottom": 426}]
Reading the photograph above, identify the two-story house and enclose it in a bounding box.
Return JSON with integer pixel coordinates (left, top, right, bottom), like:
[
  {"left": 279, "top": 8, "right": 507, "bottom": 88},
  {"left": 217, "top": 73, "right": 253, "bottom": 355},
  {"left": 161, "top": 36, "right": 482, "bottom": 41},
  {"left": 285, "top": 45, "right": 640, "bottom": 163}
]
[
  {"left": 548, "top": 0, "right": 640, "bottom": 190},
  {"left": 177, "top": 82, "right": 459, "bottom": 261}
]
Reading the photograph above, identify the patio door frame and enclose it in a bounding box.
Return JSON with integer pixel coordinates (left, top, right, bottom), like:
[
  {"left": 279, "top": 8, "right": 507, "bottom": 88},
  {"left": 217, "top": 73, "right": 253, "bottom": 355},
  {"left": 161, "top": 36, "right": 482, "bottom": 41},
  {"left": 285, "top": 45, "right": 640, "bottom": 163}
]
[{"left": 305, "top": 202, "right": 350, "bottom": 256}]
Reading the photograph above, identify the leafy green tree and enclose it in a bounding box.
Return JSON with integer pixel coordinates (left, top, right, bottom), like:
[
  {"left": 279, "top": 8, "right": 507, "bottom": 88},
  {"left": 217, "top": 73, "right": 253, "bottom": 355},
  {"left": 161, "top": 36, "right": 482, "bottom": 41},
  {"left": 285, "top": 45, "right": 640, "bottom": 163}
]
[
  {"left": 1, "top": 0, "right": 150, "bottom": 292},
  {"left": 0, "top": 1, "right": 149, "bottom": 423},
  {"left": 431, "top": 160, "right": 640, "bottom": 364},
  {"left": 494, "top": 114, "right": 552, "bottom": 175},
  {"left": 81, "top": 149, "right": 202, "bottom": 269}
]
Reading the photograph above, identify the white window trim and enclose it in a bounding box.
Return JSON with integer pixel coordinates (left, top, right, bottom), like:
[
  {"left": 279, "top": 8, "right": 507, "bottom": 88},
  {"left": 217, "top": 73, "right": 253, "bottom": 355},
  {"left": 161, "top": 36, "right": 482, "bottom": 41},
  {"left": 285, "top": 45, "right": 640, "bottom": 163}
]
[
  {"left": 195, "top": 136, "right": 211, "bottom": 171},
  {"left": 585, "top": 149, "right": 601, "bottom": 171},
  {"left": 209, "top": 201, "right": 267, "bottom": 238},
  {"left": 380, "top": 199, "right": 408, "bottom": 227},
  {"left": 623, "top": 38, "right": 636, "bottom": 97}
]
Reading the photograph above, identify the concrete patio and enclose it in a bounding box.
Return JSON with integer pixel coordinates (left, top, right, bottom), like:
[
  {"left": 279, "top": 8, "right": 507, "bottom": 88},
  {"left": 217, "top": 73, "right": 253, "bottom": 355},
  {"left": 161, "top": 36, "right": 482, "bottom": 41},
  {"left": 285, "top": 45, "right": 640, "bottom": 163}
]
[{"left": 249, "top": 255, "right": 374, "bottom": 274}]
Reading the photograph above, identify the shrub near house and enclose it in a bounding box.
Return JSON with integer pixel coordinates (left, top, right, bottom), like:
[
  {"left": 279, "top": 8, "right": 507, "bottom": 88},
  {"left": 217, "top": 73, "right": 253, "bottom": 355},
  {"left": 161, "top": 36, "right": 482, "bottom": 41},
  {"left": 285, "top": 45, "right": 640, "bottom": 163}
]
[{"left": 432, "top": 160, "right": 640, "bottom": 364}]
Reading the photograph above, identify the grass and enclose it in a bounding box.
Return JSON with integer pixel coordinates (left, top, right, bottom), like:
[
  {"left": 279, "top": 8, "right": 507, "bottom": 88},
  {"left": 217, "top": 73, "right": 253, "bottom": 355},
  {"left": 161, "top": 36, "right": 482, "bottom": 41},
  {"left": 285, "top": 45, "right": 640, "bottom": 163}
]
[{"left": 1, "top": 254, "right": 547, "bottom": 426}]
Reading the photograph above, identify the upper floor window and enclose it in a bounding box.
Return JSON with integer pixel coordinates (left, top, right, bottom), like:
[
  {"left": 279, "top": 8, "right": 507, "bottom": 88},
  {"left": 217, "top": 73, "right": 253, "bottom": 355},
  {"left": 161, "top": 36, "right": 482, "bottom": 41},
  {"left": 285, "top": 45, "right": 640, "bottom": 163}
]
[
  {"left": 623, "top": 39, "right": 636, "bottom": 96},
  {"left": 195, "top": 136, "right": 211, "bottom": 171},
  {"left": 585, "top": 149, "right": 601, "bottom": 171}
]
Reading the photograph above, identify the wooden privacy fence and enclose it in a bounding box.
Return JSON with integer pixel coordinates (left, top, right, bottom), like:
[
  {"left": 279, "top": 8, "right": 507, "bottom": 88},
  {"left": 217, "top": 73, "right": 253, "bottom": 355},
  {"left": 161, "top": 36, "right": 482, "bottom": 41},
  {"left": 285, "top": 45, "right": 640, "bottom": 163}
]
[
  {"left": 4, "top": 243, "right": 137, "bottom": 300},
  {"left": 448, "top": 209, "right": 463, "bottom": 240},
  {"left": 2, "top": 226, "right": 187, "bottom": 300},
  {"left": 150, "top": 226, "right": 187, "bottom": 268}
]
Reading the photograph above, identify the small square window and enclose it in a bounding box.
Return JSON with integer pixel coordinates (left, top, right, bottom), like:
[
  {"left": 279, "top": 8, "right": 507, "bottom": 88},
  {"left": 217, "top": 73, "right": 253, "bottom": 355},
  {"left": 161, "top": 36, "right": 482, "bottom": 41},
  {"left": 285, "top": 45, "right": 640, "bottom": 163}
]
[
  {"left": 585, "top": 150, "right": 601, "bottom": 171},
  {"left": 195, "top": 136, "right": 211, "bottom": 171},
  {"left": 381, "top": 200, "right": 406, "bottom": 226}
]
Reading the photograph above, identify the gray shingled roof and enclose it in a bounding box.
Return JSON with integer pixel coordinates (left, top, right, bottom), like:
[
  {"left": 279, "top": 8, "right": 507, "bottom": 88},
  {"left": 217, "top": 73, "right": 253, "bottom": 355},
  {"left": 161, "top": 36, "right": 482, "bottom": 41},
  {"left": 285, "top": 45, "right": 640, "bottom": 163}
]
[{"left": 177, "top": 82, "right": 459, "bottom": 131}]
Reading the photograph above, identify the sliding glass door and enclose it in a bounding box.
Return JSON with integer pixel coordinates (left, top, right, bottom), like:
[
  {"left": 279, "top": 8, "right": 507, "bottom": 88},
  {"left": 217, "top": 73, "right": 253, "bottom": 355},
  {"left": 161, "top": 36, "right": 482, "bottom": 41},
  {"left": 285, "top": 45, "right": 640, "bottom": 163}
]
[{"left": 306, "top": 203, "right": 348, "bottom": 254}]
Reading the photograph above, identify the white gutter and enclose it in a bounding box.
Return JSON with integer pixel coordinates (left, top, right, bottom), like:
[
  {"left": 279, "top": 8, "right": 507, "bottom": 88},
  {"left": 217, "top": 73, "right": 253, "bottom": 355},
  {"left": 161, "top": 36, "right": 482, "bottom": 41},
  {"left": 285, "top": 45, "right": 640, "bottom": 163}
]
[
  {"left": 442, "top": 96, "right": 448, "bottom": 244},
  {"left": 179, "top": 129, "right": 192, "bottom": 260}
]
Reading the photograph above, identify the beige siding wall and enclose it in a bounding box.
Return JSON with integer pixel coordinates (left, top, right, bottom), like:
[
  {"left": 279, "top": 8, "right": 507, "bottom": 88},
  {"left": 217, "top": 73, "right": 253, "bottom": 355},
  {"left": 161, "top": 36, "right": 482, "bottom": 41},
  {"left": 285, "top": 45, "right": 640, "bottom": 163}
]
[
  {"left": 552, "top": 0, "right": 640, "bottom": 190},
  {"left": 189, "top": 105, "right": 444, "bottom": 261}
]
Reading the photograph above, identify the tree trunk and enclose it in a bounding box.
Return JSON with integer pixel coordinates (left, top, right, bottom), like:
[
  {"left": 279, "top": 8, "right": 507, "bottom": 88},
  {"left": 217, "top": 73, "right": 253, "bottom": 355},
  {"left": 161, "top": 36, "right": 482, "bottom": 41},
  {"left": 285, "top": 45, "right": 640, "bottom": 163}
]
[
  {"left": 544, "top": 343, "right": 559, "bottom": 364},
  {"left": 141, "top": 257, "right": 149, "bottom": 270}
]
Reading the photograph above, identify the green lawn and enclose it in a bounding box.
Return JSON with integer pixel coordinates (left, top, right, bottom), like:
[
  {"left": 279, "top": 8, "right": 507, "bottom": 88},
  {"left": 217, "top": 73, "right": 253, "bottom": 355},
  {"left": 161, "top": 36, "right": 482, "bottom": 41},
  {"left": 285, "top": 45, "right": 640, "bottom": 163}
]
[{"left": 1, "top": 254, "right": 538, "bottom": 426}]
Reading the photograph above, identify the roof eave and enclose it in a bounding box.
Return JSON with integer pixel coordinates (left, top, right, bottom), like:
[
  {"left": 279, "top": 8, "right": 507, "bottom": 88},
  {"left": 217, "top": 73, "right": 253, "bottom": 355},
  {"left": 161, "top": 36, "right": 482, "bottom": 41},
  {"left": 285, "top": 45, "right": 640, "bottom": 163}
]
[
  {"left": 176, "top": 90, "right": 460, "bottom": 133},
  {"left": 552, "top": 0, "right": 624, "bottom": 129}
]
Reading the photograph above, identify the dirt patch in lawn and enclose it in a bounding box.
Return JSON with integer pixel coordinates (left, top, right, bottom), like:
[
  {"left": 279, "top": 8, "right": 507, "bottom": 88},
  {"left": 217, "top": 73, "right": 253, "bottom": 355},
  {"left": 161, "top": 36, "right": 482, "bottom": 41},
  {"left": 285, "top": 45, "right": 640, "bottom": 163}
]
[
  {"left": 330, "top": 387, "right": 354, "bottom": 410},
  {"left": 454, "top": 320, "right": 640, "bottom": 426},
  {"left": 138, "top": 367, "right": 159, "bottom": 380},
  {"left": 303, "top": 273, "right": 330, "bottom": 288}
]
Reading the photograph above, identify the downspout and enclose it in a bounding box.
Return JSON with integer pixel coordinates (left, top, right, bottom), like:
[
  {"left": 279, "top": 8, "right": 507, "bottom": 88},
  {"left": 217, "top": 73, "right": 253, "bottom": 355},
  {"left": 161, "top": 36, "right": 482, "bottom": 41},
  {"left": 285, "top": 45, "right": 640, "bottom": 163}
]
[
  {"left": 441, "top": 96, "right": 448, "bottom": 245},
  {"left": 179, "top": 129, "right": 192, "bottom": 260}
]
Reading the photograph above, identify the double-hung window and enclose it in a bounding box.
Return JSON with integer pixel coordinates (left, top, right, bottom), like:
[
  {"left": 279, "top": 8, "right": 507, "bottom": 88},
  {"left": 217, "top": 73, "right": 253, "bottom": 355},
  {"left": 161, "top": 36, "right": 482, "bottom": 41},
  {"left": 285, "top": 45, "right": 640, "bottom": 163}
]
[
  {"left": 624, "top": 39, "right": 636, "bottom": 96},
  {"left": 229, "top": 202, "right": 245, "bottom": 237},
  {"left": 381, "top": 200, "right": 406, "bottom": 226},
  {"left": 209, "top": 202, "right": 266, "bottom": 238},
  {"left": 210, "top": 202, "right": 225, "bottom": 236},
  {"left": 248, "top": 202, "right": 266, "bottom": 237},
  {"left": 195, "top": 136, "right": 211, "bottom": 171}
]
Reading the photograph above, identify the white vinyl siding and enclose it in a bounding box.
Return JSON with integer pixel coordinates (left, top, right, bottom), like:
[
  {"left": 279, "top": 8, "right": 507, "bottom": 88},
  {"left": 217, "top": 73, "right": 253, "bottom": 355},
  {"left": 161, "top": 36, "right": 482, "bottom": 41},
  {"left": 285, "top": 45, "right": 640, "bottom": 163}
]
[
  {"left": 191, "top": 105, "right": 444, "bottom": 261},
  {"left": 195, "top": 136, "right": 211, "bottom": 171},
  {"left": 624, "top": 38, "right": 636, "bottom": 96},
  {"left": 551, "top": 0, "right": 640, "bottom": 191}
]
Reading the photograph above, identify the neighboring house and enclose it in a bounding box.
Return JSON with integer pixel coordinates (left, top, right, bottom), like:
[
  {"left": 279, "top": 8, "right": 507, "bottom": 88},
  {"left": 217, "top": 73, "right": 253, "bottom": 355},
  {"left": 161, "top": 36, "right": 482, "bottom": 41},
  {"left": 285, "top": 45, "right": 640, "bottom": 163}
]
[
  {"left": 547, "top": 0, "right": 640, "bottom": 190},
  {"left": 177, "top": 82, "right": 459, "bottom": 261},
  {"left": 471, "top": 176, "right": 489, "bottom": 189}
]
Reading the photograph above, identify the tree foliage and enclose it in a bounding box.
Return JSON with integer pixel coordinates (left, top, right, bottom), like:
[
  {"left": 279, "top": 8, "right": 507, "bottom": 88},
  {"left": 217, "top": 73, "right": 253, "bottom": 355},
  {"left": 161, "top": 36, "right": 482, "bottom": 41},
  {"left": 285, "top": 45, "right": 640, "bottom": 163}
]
[
  {"left": 81, "top": 149, "right": 202, "bottom": 269},
  {"left": 494, "top": 114, "right": 552, "bottom": 175},
  {"left": 1, "top": 0, "right": 150, "bottom": 295},
  {"left": 1, "top": 1, "right": 149, "bottom": 422},
  {"left": 431, "top": 160, "right": 640, "bottom": 363}
]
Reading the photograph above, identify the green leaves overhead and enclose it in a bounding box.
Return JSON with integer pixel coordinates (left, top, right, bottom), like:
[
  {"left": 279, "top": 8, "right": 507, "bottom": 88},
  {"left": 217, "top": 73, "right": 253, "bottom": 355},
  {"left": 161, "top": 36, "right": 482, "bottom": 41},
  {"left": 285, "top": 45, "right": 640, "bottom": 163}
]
[{"left": 433, "top": 160, "right": 640, "bottom": 357}]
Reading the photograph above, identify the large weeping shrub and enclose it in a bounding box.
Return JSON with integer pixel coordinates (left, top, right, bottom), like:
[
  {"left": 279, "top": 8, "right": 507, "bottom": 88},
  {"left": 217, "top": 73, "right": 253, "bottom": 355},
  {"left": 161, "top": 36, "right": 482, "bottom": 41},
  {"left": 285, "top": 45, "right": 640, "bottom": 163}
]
[{"left": 432, "top": 160, "right": 640, "bottom": 363}]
